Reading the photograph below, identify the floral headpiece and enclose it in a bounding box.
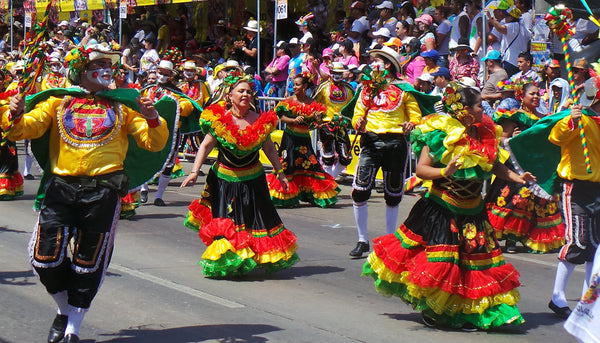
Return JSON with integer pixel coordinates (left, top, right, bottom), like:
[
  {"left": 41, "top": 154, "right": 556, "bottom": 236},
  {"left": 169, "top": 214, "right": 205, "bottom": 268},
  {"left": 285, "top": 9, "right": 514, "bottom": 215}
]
[
  {"left": 64, "top": 46, "right": 92, "bottom": 75},
  {"left": 295, "top": 13, "right": 314, "bottom": 26},
  {"left": 300, "top": 70, "right": 316, "bottom": 85},
  {"left": 442, "top": 82, "right": 468, "bottom": 120},
  {"left": 360, "top": 65, "right": 390, "bottom": 97},
  {"left": 223, "top": 72, "right": 254, "bottom": 91},
  {"left": 496, "top": 77, "right": 537, "bottom": 101},
  {"left": 163, "top": 47, "right": 183, "bottom": 65}
]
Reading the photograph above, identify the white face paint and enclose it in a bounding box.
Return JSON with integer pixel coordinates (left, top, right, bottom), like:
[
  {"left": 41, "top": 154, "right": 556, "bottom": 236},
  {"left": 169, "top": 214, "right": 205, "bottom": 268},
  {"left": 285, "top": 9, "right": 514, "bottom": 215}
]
[
  {"left": 51, "top": 65, "right": 61, "bottom": 73},
  {"left": 85, "top": 68, "right": 113, "bottom": 88},
  {"left": 331, "top": 73, "right": 343, "bottom": 82},
  {"left": 370, "top": 61, "right": 385, "bottom": 71},
  {"left": 156, "top": 74, "right": 170, "bottom": 84},
  {"left": 183, "top": 70, "right": 195, "bottom": 79}
]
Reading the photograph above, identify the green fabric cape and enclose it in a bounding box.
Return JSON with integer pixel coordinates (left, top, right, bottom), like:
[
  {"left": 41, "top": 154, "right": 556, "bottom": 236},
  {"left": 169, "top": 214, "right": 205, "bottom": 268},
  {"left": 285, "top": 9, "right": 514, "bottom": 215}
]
[
  {"left": 25, "top": 87, "right": 196, "bottom": 208},
  {"left": 340, "top": 82, "right": 441, "bottom": 119},
  {"left": 507, "top": 108, "right": 598, "bottom": 198}
]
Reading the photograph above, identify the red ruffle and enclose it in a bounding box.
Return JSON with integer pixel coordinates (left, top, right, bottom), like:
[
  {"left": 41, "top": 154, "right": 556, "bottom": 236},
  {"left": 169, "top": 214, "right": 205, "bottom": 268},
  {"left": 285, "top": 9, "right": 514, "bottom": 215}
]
[
  {"left": 0, "top": 172, "right": 24, "bottom": 191},
  {"left": 248, "top": 226, "right": 298, "bottom": 255},
  {"left": 198, "top": 217, "right": 252, "bottom": 250},
  {"left": 290, "top": 173, "right": 338, "bottom": 193},
  {"left": 188, "top": 199, "right": 213, "bottom": 225},
  {"left": 266, "top": 172, "right": 300, "bottom": 195},
  {"left": 487, "top": 206, "right": 533, "bottom": 237},
  {"left": 277, "top": 99, "right": 327, "bottom": 118}
]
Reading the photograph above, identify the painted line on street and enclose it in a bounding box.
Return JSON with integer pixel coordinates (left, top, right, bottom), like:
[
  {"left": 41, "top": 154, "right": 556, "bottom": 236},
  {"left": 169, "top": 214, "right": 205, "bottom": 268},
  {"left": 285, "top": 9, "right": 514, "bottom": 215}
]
[
  {"left": 504, "top": 254, "right": 585, "bottom": 273},
  {"left": 110, "top": 264, "right": 245, "bottom": 309}
]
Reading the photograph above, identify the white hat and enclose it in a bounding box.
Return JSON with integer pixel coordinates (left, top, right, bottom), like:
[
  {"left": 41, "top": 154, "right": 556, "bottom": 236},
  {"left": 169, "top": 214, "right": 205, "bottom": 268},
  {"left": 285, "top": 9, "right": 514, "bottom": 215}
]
[
  {"left": 376, "top": 1, "right": 394, "bottom": 10},
  {"left": 157, "top": 60, "right": 175, "bottom": 72},
  {"left": 369, "top": 46, "right": 402, "bottom": 74},
  {"left": 276, "top": 40, "right": 287, "bottom": 49},
  {"left": 14, "top": 21, "right": 22, "bottom": 29},
  {"left": 13, "top": 60, "right": 24, "bottom": 71},
  {"left": 86, "top": 44, "right": 121, "bottom": 65},
  {"left": 417, "top": 73, "right": 433, "bottom": 83},
  {"left": 58, "top": 20, "right": 69, "bottom": 27},
  {"left": 330, "top": 62, "right": 346, "bottom": 73},
  {"left": 224, "top": 60, "right": 240, "bottom": 68},
  {"left": 182, "top": 61, "right": 197, "bottom": 70},
  {"left": 243, "top": 20, "right": 261, "bottom": 33},
  {"left": 288, "top": 37, "right": 299, "bottom": 45},
  {"left": 458, "top": 77, "right": 479, "bottom": 90},
  {"left": 373, "top": 27, "right": 391, "bottom": 38}
]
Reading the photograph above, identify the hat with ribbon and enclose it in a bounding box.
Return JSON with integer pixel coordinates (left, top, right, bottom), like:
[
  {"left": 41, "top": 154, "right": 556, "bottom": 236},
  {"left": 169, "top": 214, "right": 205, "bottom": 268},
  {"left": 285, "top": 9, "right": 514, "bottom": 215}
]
[{"left": 295, "top": 13, "right": 314, "bottom": 26}]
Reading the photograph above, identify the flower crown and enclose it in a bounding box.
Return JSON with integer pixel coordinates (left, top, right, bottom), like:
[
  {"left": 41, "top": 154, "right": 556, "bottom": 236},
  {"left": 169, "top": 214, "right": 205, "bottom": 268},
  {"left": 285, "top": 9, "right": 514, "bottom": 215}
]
[
  {"left": 496, "top": 77, "right": 537, "bottom": 101},
  {"left": 360, "top": 65, "right": 390, "bottom": 96},
  {"left": 223, "top": 71, "right": 253, "bottom": 88},
  {"left": 64, "top": 46, "right": 92, "bottom": 75},
  {"left": 163, "top": 47, "right": 183, "bottom": 65},
  {"left": 442, "top": 82, "right": 468, "bottom": 119}
]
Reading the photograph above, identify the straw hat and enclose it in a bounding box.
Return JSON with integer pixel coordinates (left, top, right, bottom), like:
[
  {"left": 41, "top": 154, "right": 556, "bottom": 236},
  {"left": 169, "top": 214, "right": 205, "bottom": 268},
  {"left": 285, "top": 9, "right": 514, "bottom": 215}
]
[
  {"left": 330, "top": 62, "right": 346, "bottom": 73},
  {"left": 243, "top": 20, "right": 261, "bottom": 33},
  {"left": 369, "top": 46, "right": 402, "bottom": 74}
]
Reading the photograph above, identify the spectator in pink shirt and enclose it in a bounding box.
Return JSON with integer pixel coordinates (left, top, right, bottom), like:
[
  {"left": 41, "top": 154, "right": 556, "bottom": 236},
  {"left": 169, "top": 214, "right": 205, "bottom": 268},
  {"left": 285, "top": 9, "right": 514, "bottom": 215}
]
[
  {"left": 338, "top": 39, "right": 359, "bottom": 68},
  {"left": 448, "top": 37, "right": 480, "bottom": 87},
  {"left": 404, "top": 37, "right": 426, "bottom": 85},
  {"left": 264, "top": 40, "right": 290, "bottom": 97}
]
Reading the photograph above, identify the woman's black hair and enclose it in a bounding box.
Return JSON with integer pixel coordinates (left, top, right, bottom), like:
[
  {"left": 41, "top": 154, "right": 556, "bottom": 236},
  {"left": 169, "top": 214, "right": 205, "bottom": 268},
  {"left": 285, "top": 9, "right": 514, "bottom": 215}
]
[
  {"left": 341, "top": 38, "right": 355, "bottom": 55},
  {"left": 458, "top": 87, "right": 481, "bottom": 108},
  {"left": 522, "top": 82, "right": 538, "bottom": 94}
]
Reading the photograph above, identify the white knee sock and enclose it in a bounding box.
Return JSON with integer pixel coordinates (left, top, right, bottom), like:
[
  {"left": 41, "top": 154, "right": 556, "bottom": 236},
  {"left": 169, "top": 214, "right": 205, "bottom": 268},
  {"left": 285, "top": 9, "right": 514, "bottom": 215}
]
[
  {"left": 583, "top": 261, "right": 594, "bottom": 296},
  {"left": 65, "top": 306, "right": 87, "bottom": 336},
  {"left": 323, "top": 164, "right": 334, "bottom": 177},
  {"left": 385, "top": 205, "right": 399, "bottom": 235},
  {"left": 332, "top": 162, "right": 345, "bottom": 178},
  {"left": 353, "top": 202, "right": 368, "bottom": 243},
  {"left": 50, "top": 291, "right": 70, "bottom": 316},
  {"left": 155, "top": 175, "right": 170, "bottom": 199},
  {"left": 24, "top": 154, "right": 33, "bottom": 175},
  {"left": 140, "top": 182, "right": 148, "bottom": 192},
  {"left": 552, "top": 260, "right": 576, "bottom": 307}
]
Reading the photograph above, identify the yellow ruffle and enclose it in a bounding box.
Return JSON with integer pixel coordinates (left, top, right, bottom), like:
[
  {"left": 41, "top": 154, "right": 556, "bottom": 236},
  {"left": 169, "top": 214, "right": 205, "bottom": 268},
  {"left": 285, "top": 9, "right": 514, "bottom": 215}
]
[
  {"left": 202, "top": 239, "right": 255, "bottom": 260},
  {"left": 367, "top": 253, "right": 520, "bottom": 315},
  {"left": 254, "top": 243, "right": 298, "bottom": 264},
  {"left": 418, "top": 115, "right": 501, "bottom": 172},
  {"left": 524, "top": 239, "right": 565, "bottom": 253},
  {"left": 312, "top": 188, "right": 339, "bottom": 200}
]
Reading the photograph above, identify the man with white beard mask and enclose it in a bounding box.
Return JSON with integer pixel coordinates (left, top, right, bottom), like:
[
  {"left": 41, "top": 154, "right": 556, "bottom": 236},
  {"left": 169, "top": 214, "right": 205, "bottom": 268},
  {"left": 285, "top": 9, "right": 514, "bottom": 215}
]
[
  {"left": 140, "top": 59, "right": 202, "bottom": 206},
  {"left": 2, "top": 44, "right": 172, "bottom": 343},
  {"left": 348, "top": 46, "right": 439, "bottom": 257}
]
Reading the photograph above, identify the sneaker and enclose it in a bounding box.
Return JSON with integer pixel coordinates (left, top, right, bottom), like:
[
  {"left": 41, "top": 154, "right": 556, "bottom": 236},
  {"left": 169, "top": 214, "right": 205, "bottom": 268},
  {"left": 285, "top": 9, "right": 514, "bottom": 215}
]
[
  {"left": 349, "top": 241, "right": 370, "bottom": 258},
  {"left": 140, "top": 191, "right": 148, "bottom": 204},
  {"left": 506, "top": 240, "right": 517, "bottom": 254},
  {"left": 24, "top": 174, "right": 35, "bottom": 180},
  {"left": 461, "top": 322, "right": 478, "bottom": 332},
  {"left": 422, "top": 313, "right": 437, "bottom": 328},
  {"left": 154, "top": 198, "right": 166, "bottom": 206}
]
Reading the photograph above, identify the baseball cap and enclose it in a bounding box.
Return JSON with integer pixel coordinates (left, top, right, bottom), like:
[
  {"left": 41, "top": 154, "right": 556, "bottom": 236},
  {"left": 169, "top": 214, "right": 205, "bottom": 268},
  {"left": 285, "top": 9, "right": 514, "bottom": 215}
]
[
  {"left": 376, "top": 1, "right": 394, "bottom": 10},
  {"left": 481, "top": 50, "right": 502, "bottom": 61},
  {"left": 288, "top": 37, "right": 299, "bottom": 46},
  {"left": 350, "top": 1, "right": 366, "bottom": 10},
  {"left": 421, "top": 49, "right": 440, "bottom": 60},
  {"left": 384, "top": 37, "right": 402, "bottom": 48},
  {"left": 546, "top": 59, "right": 560, "bottom": 68},
  {"left": 431, "top": 67, "right": 451, "bottom": 79},
  {"left": 275, "top": 40, "right": 287, "bottom": 49},
  {"left": 417, "top": 73, "right": 433, "bottom": 83},
  {"left": 373, "top": 27, "right": 392, "bottom": 38},
  {"left": 581, "top": 77, "right": 600, "bottom": 107}
]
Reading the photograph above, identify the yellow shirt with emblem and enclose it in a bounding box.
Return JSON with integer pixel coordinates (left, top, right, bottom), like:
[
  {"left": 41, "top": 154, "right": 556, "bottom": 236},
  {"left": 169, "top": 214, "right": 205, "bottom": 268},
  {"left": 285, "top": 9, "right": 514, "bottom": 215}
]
[
  {"left": 549, "top": 115, "right": 600, "bottom": 182},
  {"left": 352, "top": 83, "right": 422, "bottom": 134},
  {"left": 0, "top": 95, "right": 169, "bottom": 177},
  {"left": 312, "top": 81, "right": 355, "bottom": 122}
]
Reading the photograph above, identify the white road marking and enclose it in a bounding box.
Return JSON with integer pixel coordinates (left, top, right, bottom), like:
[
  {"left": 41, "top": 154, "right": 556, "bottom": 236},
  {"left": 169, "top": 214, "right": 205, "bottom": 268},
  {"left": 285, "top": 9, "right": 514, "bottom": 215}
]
[{"left": 110, "top": 264, "right": 245, "bottom": 309}]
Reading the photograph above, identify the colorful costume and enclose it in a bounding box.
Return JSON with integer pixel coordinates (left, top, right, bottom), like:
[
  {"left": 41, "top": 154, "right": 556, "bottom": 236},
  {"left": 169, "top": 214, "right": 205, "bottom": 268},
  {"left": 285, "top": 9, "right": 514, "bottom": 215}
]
[
  {"left": 486, "top": 109, "right": 565, "bottom": 253},
  {"left": 312, "top": 80, "right": 355, "bottom": 176},
  {"left": 363, "top": 114, "right": 524, "bottom": 330},
  {"left": 0, "top": 129, "right": 24, "bottom": 200},
  {"left": 266, "top": 99, "right": 340, "bottom": 208},
  {"left": 184, "top": 103, "right": 299, "bottom": 277},
  {"left": 40, "top": 72, "right": 67, "bottom": 90},
  {"left": 178, "top": 79, "right": 210, "bottom": 156}
]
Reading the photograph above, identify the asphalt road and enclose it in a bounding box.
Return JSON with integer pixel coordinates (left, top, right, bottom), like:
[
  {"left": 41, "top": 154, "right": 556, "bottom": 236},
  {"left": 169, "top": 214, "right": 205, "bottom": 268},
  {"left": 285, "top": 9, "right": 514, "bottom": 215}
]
[{"left": 0, "top": 157, "right": 583, "bottom": 343}]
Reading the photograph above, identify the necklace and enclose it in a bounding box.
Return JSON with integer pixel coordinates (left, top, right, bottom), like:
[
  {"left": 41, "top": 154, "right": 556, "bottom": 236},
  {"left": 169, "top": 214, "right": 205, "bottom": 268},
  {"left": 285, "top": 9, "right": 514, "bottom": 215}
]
[{"left": 230, "top": 109, "right": 249, "bottom": 119}]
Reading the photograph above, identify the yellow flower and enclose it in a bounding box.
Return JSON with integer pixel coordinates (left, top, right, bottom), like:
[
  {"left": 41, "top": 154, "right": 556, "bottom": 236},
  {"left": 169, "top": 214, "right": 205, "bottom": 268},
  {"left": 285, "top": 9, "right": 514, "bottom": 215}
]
[
  {"left": 519, "top": 187, "right": 531, "bottom": 198},
  {"left": 463, "top": 223, "right": 477, "bottom": 240},
  {"left": 497, "top": 197, "right": 506, "bottom": 207}
]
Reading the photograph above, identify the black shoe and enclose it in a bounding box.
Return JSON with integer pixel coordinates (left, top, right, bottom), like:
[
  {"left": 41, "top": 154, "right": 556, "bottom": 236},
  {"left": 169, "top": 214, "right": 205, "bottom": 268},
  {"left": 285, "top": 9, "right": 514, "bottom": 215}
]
[
  {"left": 349, "top": 241, "right": 369, "bottom": 257},
  {"left": 24, "top": 174, "right": 35, "bottom": 180},
  {"left": 422, "top": 313, "right": 437, "bottom": 328},
  {"left": 506, "top": 240, "right": 518, "bottom": 254},
  {"left": 461, "top": 322, "right": 479, "bottom": 332},
  {"left": 64, "top": 334, "right": 80, "bottom": 343},
  {"left": 549, "top": 300, "right": 572, "bottom": 319},
  {"left": 47, "top": 314, "right": 68, "bottom": 343},
  {"left": 154, "top": 198, "right": 166, "bottom": 206},
  {"left": 139, "top": 191, "right": 148, "bottom": 203}
]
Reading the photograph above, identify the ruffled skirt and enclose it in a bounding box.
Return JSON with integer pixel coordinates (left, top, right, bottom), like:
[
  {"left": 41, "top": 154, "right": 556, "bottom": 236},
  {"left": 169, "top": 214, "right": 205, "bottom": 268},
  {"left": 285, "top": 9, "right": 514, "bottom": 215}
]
[
  {"left": 486, "top": 177, "right": 565, "bottom": 253},
  {"left": 120, "top": 191, "right": 140, "bottom": 219},
  {"left": 363, "top": 197, "right": 524, "bottom": 330},
  {"left": 0, "top": 141, "right": 23, "bottom": 200},
  {"left": 184, "top": 168, "right": 299, "bottom": 277},
  {"left": 267, "top": 131, "right": 339, "bottom": 208}
]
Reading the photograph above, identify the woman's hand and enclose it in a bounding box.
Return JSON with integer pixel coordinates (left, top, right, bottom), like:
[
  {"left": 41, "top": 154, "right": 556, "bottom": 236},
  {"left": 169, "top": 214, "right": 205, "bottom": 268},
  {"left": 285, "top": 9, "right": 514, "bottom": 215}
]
[
  {"left": 511, "top": 127, "right": 522, "bottom": 137},
  {"left": 180, "top": 173, "right": 198, "bottom": 188},
  {"left": 9, "top": 93, "right": 25, "bottom": 120},
  {"left": 517, "top": 172, "right": 536, "bottom": 185},
  {"left": 295, "top": 116, "right": 304, "bottom": 124},
  {"left": 137, "top": 96, "right": 159, "bottom": 119},
  {"left": 401, "top": 121, "right": 415, "bottom": 134},
  {"left": 278, "top": 172, "right": 289, "bottom": 191},
  {"left": 355, "top": 116, "right": 367, "bottom": 132},
  {"left": 442, "top": 153, "right": 463, "bottom": 177}
]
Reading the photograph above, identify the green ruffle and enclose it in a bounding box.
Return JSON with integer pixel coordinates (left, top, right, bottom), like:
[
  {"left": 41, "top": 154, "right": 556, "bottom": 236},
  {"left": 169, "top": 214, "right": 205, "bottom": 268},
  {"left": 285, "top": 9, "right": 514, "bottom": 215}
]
[
  {"left": 171, "top": 168, "right": 185, "bottom": 179},
  {"left": 362, "top": 262, "right": 524, "bottom": 330},
  {"left": 0, "top": 191, "right": 23, "bottom": 200},
  {"left": 270, "top": 197, "right": 301, "bottom": 208},
  {"left": 199, "top": 251, "right": 258, "bottom": 278},
  {"left": 199, "top": 118, "right": 266, "bottom": 157},
  {"left": 411, "top": 128, "right": 492, "bottom": 180},
  {"left": 261, "top": 253, "right": 300, "bottom": 274},
  {"left": 493, "top": 110, "right": 538, "bottom": 129},
  {"left": 119, "top": 209, "right": 136, "bottom": 220}
]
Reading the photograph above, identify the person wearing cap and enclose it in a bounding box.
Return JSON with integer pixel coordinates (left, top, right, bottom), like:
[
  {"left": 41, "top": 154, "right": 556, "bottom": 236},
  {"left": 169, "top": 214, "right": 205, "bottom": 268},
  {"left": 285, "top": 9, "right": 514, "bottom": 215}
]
[
  {"left": 364, "top": 82, "right": 531, "bottom": 331},
  {"left": 430, "top": 67, "right": 451, "bottom": 96},
  {"left": 140, "top": 32, "right": 159, "bottom": 73},
  {"left": 414, "top": 13, "right": 436, "bottom": 51},
  {"left": 573, "top": 58, "right": 590, "bottom": 99},
  {"left": 41, "top": 54, "right": 67, "bottom": 90},
  {"left": 265, "top": 41, "right": 290, "bottom": 98},
  {"left": 2, "top": 45, "right": 170, "bottom": 343},
  {"left": 286, "top": 37, "right": 304, "bottom": 97},
  {"left": 313, "top": 62, "right": 356, "bottom": 178},
  {"left": 415, "top": 72, "right": 434, "bottom": 94},
  {"left": 383, "top": 37, "right": 402, "bottom": 53},
  {"left": 348, "top": 1, "right": 370, "bottom": 51},
  {"left": 348, "top": 46, "right": 436, "bottom": 257},
  {"left": 485, "top": 2, "right": 531, "bottom": 77},
  {"left": 422, "top": 49, "right": 440, "bottom": 75},
  {"left": 371, "top": 1, "right": 397, "bottom": 39},
  {"left": 140, "top": 58, "right": 202, "bottom": 207},
  {"left": 540, "top": 59, "right": 562, "bottom": 112},
  {"left": 481, "top": 50, "right": 508, "bottom": 103},
  {"left": 507, "top": 62, "right": 600, "bottom": 322}
]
